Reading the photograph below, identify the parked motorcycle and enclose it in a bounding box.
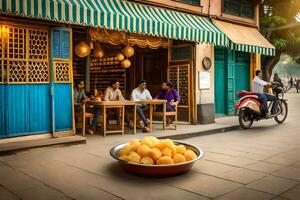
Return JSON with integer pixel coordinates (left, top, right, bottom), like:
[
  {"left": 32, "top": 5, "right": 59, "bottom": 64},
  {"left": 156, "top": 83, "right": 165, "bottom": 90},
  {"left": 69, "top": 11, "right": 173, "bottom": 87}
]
[{"left": 234, "top": 83, "right": 288, "bottom": 129}]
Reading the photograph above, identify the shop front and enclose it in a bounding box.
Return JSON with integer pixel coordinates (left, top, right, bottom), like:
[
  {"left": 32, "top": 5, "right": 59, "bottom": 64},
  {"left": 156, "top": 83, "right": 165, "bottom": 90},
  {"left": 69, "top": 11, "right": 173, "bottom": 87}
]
[
  {"left": 212, "top": 20, "right": 276, "bottom": 116},
  {"left": 0, "top": 0, "right": 228, "bottom": 139}
]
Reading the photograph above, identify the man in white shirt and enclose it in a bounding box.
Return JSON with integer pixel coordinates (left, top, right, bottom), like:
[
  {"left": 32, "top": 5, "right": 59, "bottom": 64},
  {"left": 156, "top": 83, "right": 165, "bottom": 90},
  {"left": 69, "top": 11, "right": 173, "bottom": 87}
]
[
  {"left": 252, "top": 70, "right": 278, "bottom": 117},
  {"left": 131, "top": 80, "right": 152, "bottom": 132},
  {"left": 104, "top": 80, "right": 133, "bottom": 128}
]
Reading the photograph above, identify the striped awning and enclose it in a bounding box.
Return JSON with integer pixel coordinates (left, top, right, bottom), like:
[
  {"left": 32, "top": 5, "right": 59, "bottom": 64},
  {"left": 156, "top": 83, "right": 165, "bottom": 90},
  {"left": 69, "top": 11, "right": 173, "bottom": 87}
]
[
  {"left": 0, "top": 0, "right": 228, "bottom": 47},
  {"left": 214, "top": 20, "right": 276, "bottom": 56}
]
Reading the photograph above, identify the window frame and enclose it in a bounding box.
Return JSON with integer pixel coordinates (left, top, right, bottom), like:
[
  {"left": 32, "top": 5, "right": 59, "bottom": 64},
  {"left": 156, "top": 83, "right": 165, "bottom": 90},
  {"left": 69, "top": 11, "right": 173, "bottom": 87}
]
[
  {"left": 222, "top": 0, "right": 255, "bottom": 19},
  {"left": 173, "top": 0, "right": 201, "bottom": 6}
]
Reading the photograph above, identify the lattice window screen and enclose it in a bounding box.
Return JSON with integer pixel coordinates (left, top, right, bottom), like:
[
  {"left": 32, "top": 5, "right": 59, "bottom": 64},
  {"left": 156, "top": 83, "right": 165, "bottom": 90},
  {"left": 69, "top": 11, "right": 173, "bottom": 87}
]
[
  {"left": 168, "top": 65, "right": 190, "bottom": 106},
  {"left": 29, "top": 30, "right": 48, "bottom": 60},
  {"left": 54, "top": 61, "right": 71, "bottom": 83},
  {"left": 8, "top": 60, "right": 27, "bottom": 83},
  {"left": 0, "top": 25, "right": 49, "bottom": 84}
]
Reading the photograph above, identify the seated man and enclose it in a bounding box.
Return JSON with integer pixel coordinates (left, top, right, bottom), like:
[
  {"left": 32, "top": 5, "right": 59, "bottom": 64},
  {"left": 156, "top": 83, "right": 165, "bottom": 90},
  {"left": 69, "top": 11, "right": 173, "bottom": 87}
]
[
  {"left": 252, "top": 70, "right": 278, "bottom": 117},
  {"left": 74, "top": 80, "right": 100, "bottom": 134},
  {"left": 131, "top": 80, "right": 152, "bottom": 132},
  {"left": 104, "top": 80, "right": 134, "bottom": 128},
  {"left": 154, "top": 81, "right": 180, "bottom": 124}
]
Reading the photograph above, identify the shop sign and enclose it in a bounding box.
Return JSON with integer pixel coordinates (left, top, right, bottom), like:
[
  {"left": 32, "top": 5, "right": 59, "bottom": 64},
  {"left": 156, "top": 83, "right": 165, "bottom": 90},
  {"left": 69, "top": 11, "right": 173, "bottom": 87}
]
[{"left": 198, "top": 70, "right": 210, "bottom": 89}]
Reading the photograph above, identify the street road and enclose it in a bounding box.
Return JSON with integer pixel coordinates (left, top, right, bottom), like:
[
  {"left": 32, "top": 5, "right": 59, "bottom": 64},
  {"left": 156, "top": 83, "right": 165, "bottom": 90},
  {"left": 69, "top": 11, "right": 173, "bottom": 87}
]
[{"left": 0, "top": 91, "right": 300, "bottom": 200}]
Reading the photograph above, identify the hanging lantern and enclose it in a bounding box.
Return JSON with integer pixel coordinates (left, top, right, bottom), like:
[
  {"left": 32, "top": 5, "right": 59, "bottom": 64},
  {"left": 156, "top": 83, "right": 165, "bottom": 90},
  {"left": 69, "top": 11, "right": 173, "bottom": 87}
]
[
  {"left": 93, "top": 46, "right": 105, "bottom": 59},
  {"left": 120, "top": 59, "right": 131, "bottom": 68},
  {"left": 122, "top": 46, "right": 134, "bottom": 58},
  {"left": 116, "top": 53, "right": 125, "bottom": 61},
  {"left": 75, "top": 41, "right": 90, "bottom": 58}
]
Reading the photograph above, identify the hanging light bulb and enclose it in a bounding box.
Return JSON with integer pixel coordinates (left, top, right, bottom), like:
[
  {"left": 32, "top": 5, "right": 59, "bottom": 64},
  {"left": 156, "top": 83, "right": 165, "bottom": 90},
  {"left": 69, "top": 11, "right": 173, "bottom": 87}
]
[
  {"left": 93, "top": 46, "right": 105, "bottom": 59},
  {"left": 120, "top": 59, "right": 131, "bottom": 68},
  {"left": 122, "top": 46, "right": 134, "bottom": 58},
  {"left": 75, "top": 41, "right": 90, "bottom": 58},
  {"left": 116, "top": 53, "right": 125, "bottom": 61}
]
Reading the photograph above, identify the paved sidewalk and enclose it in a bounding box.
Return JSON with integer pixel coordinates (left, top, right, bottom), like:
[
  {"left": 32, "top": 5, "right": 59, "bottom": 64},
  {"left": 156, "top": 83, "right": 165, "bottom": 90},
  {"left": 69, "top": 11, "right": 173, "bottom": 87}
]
[{"left": 0, "top": 93, "right": 299, "bottom": 200}]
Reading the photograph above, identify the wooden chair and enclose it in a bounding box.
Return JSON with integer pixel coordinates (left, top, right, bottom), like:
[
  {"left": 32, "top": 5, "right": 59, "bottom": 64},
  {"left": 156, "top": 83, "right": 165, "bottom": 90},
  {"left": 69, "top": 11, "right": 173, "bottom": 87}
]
[
  {"left": 74, "top": 103, "right": 95, "bottom": 136},
  {"left": 153, "top": 104, "right": 178, "bottom": 130}
]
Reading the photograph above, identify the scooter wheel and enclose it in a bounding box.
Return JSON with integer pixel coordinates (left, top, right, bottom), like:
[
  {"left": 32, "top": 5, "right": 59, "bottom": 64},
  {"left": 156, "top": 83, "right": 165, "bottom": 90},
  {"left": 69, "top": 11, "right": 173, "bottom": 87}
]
[
  {"left": 274, "top": 100, "right": 288, "bottom": 124},
  {"left": 239, "top": 110, "right": 253, "bottom": 129}
]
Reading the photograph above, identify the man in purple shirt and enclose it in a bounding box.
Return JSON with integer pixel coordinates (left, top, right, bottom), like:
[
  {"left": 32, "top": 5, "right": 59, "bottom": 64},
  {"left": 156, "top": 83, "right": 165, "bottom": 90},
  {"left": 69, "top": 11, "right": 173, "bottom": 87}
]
[{"left": 154, "top": 81, "right": 180, "bottom": 112}]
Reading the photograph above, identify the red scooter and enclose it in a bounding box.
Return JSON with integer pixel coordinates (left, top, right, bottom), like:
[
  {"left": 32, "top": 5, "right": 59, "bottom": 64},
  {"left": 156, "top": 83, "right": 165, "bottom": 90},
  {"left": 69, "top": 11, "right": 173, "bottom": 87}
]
[{"left": 234, "top": 83, "right": 288, "bottom": 129}]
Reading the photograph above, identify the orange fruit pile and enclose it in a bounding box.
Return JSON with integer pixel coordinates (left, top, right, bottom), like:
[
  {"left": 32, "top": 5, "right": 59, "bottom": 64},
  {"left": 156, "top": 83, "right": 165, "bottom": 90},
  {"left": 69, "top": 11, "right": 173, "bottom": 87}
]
[{"left": 118, "top": 136, "right": 197, "bottom": 165}]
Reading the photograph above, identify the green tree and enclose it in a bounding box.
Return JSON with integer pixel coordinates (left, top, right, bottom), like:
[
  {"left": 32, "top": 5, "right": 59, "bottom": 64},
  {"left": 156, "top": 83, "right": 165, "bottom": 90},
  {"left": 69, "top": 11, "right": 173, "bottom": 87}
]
[{"left": 260, "top": 0, "right": 300, "bottom": 81}]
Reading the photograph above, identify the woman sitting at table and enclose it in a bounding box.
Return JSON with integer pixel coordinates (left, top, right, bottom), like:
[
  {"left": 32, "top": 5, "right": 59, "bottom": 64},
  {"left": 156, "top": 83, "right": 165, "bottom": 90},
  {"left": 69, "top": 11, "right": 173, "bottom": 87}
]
[
  {"left": 154, "top": 81, "right": 180, "bottom": 123},
  {"left": 74, "top": 80, "right": 100, "bottom": 134},
  {"left": 104, "top": 80, "right": 134, "bottom": 129},
  {"left": 131, "top": 80, "right": 152, "bottom": 133}
]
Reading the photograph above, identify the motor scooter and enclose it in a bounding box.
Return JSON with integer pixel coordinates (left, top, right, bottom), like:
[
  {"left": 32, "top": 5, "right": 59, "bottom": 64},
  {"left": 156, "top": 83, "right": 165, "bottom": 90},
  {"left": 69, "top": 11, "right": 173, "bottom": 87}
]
[{"left": 234, "top": 83, "right": 288, "bottom": 129}]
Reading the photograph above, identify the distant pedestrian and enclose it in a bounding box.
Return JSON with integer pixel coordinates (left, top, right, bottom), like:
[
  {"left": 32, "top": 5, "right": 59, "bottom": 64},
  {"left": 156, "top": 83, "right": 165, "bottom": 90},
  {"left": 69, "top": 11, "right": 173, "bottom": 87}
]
[
  {"left": 287, "top": 77, "right": 294, "bottom": 91},
  {"left": 296, "top": 79, "right": 300, "bottom": 93},
  {"left": 273, "top": 73, "right": 283, "bottom": 87}
]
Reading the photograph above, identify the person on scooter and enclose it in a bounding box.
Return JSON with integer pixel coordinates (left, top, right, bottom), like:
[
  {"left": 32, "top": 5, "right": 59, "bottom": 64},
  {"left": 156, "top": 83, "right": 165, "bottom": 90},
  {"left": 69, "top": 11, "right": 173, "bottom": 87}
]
[{"left": 252, "top": 70, "right": 279, "bottom": 118}]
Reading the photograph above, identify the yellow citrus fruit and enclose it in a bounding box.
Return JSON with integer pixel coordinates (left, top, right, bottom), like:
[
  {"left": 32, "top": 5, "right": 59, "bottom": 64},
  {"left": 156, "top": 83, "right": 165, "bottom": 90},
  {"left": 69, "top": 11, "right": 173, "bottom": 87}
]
[
  {"left": 156, "top": 156, "right": 174, "bottom": 165},
  {"left": 128, "top": 152, "right": 141, "bottom": 163},
  {"left": 150, "top": 147, "right": 162, "bottom": 161},
  {"left": 140, "top": 157, "right": 154, "bottom": 165},
  {"left": 173, "top": 153, "right": 186, "bottom": 163},
  {"left": 184, "top": 149, "right": 197, "bottom": 161},
  {"left": 137, "top": 144, "right": 151, "bottom": 157}
]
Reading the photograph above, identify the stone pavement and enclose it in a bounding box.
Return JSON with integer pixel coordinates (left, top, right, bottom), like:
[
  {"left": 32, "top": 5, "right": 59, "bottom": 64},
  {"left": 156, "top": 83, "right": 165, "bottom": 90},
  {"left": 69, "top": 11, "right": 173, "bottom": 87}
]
[{"left": 0, "top": 93, "right": 300, "bottom": 200}]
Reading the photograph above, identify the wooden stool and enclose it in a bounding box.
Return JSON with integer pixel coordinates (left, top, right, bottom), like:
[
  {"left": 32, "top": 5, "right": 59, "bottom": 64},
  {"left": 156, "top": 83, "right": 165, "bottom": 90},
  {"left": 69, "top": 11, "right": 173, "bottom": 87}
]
[{"left": 153, "top": 104, "right": 177, "bottom": 130}]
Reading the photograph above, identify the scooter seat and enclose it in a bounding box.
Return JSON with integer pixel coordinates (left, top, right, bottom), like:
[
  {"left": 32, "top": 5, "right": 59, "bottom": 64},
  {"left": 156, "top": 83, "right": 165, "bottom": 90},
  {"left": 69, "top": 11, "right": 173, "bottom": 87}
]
[{"left": 236, "top": 91, "right": 257, "bottom": 97}]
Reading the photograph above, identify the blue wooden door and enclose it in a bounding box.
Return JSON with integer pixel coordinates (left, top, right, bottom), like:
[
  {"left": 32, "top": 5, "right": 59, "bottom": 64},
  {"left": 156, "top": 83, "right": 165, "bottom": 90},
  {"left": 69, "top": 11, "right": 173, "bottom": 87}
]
[
  {"left": 214, "top": 47, "right": 227, "bottom": 115},
  {"left": 234, "top": 51, "right": 250, "bottom": 101},
  {"left": 50, "top": 28, "right": 73, "bottom": 132},
  {"left": 0, "top": 26, "right": 51, "bottom": 138},
  {"left": 0, "top": 84, "right": 6, "bottom": 138}
]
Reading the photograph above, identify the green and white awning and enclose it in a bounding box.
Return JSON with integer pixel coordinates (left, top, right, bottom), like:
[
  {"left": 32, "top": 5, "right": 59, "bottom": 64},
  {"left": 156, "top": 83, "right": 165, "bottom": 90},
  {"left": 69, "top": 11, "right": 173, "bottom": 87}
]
[
  {"left": 214, "top": 20, "right": 276, "bottom": 56},
  {"left": 0, "top": 0, "right": 228, "bottom": 47}
]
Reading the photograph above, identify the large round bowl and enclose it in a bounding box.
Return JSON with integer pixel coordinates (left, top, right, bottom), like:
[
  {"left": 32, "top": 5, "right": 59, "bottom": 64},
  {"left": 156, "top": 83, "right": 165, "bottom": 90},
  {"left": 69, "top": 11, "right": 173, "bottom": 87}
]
[{"left": 110, "top": 141, "right": 204, "bottom": 176}]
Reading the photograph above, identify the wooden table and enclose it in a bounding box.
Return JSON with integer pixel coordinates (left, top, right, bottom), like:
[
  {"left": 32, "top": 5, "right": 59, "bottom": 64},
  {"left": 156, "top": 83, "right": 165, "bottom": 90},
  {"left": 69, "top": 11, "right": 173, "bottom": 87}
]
[
  {"left": 134, "top": 99, "right": 167, "bottom": 132},
  {"left": 84, "top": 100, "right": 136, "bottom": 136}
]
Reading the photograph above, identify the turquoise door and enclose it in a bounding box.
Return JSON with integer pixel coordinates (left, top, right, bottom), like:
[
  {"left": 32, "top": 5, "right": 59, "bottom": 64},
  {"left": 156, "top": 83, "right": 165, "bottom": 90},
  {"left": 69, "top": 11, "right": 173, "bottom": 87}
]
[
  {"left": 214, "top": 47, "right": 227, "bottom": 115},
  {"left": 234, "top": 52, "right": 250, "bottom": 100}
]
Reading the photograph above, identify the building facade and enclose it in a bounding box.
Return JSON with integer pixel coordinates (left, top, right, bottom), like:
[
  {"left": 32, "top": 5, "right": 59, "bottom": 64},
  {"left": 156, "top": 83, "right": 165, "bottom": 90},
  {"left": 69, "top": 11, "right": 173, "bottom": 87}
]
[{"left": 0, "top": 0, "right": 274, "bottom": 140}]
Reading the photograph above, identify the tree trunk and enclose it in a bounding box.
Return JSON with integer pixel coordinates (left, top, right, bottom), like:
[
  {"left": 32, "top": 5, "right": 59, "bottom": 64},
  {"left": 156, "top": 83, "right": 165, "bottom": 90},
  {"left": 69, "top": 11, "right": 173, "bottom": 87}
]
[{"left": 261, "top": 54, "right": 281, "bottom": 82}]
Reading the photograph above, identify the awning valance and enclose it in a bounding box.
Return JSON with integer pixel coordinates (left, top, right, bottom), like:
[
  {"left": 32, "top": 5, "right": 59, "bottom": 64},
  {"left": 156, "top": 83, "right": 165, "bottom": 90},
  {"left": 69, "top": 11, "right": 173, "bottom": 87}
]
[
  {"left": 0, "top": 0, "right": 228, "bottom": 47},
  {"left": 214, "top": 20, "right": 276, "bottom": 56}
]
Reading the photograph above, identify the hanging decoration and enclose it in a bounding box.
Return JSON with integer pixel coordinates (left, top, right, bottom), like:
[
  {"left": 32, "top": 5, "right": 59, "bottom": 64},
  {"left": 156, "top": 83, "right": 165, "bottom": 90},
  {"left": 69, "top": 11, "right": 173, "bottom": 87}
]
[
  {"left": 116, "top": 53, "right": 125, "bottom": 61},
  {"left": 89, "top": 28, "right": 168, "bottom": 49},
  {"left": 74, "top": 41, "right": 90, "bottom": 58},
  {"left": 120, "top": 59, "right": 131, "bottom": 69},
  {"left": 93, "top": 45, "right": 105, "bottom": 59},
  {"left": 122, "top": 46, "right": 134, "bottom": 58}
]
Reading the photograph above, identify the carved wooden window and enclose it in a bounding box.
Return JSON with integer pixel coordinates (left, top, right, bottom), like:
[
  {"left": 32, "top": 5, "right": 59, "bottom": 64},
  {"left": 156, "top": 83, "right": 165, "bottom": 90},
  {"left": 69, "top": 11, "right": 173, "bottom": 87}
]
[
  {"left": 0, "top": 25, "right": 49, "bottom": 84},
  {"left": 168, "top": 64, "right": 190, "bottom": 107},
  {"left": 54, "top": 60, "right": 71, "bottom": 83},
  {"left": 168, "top": 64, "right": 191, "bottom": 122}
]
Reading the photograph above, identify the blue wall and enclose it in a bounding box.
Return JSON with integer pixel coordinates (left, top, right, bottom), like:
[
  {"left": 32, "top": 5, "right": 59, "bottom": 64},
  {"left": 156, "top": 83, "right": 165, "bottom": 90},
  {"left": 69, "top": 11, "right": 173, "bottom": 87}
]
[
  {"left": 0, "top": 84, "right": 51, "bottom": 138},
  {"left": 0, "top": 85, "right": 5, "bottom": 138},
  {"left": 29, "top": 84, "right": 51, "bottom": 134},
  {"left": 55, "top": 84, "right": 72, "bottom": 131},
  {"left": 5, "top": 85, "right": 29, "bottom": 137}
]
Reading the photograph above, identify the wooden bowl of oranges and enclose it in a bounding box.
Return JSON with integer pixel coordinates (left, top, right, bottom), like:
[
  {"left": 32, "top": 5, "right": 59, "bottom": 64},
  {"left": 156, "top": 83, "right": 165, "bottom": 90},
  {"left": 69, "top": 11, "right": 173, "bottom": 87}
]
[{"left": 110, "top": 136, "right": 204, "bottom": 176}]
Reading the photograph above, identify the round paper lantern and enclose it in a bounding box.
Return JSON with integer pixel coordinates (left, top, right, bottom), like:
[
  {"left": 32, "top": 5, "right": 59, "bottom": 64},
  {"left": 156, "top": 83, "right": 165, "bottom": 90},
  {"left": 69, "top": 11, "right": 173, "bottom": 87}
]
[
  {"left": 116, "top": 53, "right": 125, "bottom": 61},
  {"left": 75, "top": 41, "right": 90, "bottom": 58},
  {"left": 122, "top": 46, "right": 134, "bottom": 58},
  {"left": 93, "top": 46, "right": 105, "bottom": 59},
  {"left": 120, "top": 59, "right": 131, "bottom": 68}
]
